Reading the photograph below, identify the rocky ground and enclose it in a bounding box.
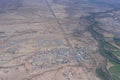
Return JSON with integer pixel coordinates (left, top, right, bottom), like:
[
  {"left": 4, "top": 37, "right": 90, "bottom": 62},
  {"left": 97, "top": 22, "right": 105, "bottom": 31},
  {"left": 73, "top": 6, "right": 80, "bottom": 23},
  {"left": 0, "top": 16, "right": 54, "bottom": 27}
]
[{"left": 0, "top": 0, "right": 120, "bottom": 80}]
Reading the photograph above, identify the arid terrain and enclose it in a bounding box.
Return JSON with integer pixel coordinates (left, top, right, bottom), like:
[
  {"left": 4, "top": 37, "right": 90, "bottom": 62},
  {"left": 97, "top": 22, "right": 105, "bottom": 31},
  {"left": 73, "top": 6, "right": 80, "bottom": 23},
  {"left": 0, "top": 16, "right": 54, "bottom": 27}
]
[{"left": 0, "top": 0, "right": 120, "bottom": 80}]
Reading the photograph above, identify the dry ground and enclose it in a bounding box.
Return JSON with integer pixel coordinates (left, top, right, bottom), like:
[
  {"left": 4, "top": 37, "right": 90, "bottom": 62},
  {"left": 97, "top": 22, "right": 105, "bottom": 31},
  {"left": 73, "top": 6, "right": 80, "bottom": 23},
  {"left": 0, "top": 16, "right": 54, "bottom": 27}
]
[{"left": 0, "top": 0, "right": 112, "bottom": 80}]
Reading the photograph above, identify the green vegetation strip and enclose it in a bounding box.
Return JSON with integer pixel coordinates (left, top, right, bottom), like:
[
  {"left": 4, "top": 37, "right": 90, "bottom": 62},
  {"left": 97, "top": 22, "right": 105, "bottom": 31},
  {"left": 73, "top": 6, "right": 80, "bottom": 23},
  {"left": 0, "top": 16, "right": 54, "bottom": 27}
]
[
  {"left": 86, "top": 13, "right": 120, "bottom": 80},
  {"left": 87, "top": 14, "right": 120, "bottom": 64}
]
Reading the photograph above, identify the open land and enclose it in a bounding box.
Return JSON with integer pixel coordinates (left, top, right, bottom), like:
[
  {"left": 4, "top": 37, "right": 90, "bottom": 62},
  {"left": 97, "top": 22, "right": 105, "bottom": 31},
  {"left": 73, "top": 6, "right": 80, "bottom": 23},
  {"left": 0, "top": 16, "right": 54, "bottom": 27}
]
[{"left": 0, "top": 0, "right": 120, "bottom": 80}]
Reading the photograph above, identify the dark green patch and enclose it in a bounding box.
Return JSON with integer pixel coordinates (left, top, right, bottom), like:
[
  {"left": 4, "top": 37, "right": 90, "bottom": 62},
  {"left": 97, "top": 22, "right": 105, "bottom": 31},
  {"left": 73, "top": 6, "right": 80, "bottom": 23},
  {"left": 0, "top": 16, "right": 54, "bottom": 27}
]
[
  {"left": 96, "top": 68, "right": 110, "bottom": 80},
  {"left": 114, "top": 38, "right": 120, "bottom": 46}
]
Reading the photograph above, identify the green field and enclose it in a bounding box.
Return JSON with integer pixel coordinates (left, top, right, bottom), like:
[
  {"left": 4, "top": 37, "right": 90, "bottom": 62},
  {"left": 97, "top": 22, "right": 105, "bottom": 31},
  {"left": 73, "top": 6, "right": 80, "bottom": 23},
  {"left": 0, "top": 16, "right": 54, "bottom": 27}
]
[
  {"left": 111, "top": 50, "right": 120, "bottom": 57},
  {"left": 109, "top": 63, "right": 120, "bottom": 80}
]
